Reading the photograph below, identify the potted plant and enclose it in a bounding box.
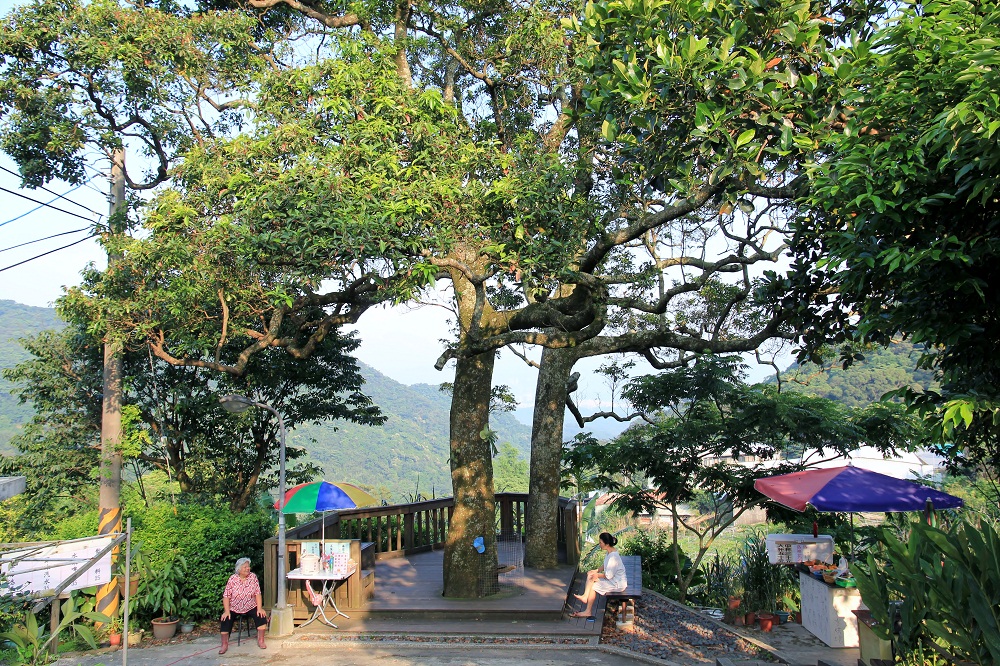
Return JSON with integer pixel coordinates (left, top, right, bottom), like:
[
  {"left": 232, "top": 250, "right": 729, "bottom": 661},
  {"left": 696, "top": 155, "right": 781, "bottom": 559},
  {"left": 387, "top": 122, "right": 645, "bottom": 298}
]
[
  {"left": 106, "top": 615, "right": 124, "bottom": 647},
  {"left": 178, "top": 600, "right": 195, "bottom": 634},
  {"left": 141, "top": 555, "right": 187, "bottom": 640},
  {"left": 115, "top": 546, "right": 147, "bottom": 598}
]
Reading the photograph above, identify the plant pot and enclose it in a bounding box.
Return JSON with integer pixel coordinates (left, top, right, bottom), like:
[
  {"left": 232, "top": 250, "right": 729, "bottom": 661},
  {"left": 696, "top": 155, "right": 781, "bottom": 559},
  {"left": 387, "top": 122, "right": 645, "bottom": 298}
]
[
  {"left": 775, "top": 610, "right": 789, "bottom": 624},
  {"left": 727, "top": 595, "right": 742, "bottom": 610},
  {"left": 732, "top": 614, "right": 745, "bottom": 626},
  {"left": 151, "top": 617, "right": 179, "bottom": 640},
  {"left": 117, "top": 575, "right": 140, "bottom": 597},
  {"left": 794, "top": 611, "right": 802, "bottom": 624},
  {"left": 744, "top": 611, "right": 756, "bottom": 626},
  {"left": 109, "top": 632, "right": 122, "bottom": 647},
  {"left": 757, "top": 612, "right": 775, "bottom": 632},
  {"left": 179, "top": 622, "right": 195, "bottom": 634},
  {"left": 127, "top": 631, "right": 143, "bottom": 647}
]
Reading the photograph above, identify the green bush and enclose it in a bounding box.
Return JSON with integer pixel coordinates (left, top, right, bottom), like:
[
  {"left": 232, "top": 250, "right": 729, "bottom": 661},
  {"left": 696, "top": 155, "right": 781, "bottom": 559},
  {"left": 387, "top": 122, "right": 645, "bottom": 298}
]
[
  {"left": 621, "top": 528, "right": 704, "bottom": 600},
  {"left": 127, "top": 501, "right": 274, "bottom": 622},
  {"left": 853, "top": 515, "right": 1000, "bottom": 666}
]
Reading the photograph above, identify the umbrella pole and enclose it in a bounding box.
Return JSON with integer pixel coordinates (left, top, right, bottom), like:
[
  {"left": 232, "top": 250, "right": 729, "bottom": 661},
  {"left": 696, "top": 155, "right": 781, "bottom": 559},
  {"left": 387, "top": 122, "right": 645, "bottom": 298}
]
[
  {"left": 850, "top": 513, "right": 855, "bottom": 562},
  {"left": 322, "top": 510, "right": 326, "bottom": 547}
]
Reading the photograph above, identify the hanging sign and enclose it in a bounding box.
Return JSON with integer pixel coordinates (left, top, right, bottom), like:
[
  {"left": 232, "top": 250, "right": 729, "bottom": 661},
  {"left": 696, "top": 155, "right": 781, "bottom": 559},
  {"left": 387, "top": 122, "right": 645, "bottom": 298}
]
[{"left": 0, "top": 536, "right": 115, "bottom": 595}]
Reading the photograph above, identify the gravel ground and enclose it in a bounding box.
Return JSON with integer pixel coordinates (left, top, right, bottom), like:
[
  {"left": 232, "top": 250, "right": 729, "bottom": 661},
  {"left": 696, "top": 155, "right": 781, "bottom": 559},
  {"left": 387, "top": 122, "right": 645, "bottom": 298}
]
[{"left": 600, "top": 596, "right": 775, "bottom": 665}]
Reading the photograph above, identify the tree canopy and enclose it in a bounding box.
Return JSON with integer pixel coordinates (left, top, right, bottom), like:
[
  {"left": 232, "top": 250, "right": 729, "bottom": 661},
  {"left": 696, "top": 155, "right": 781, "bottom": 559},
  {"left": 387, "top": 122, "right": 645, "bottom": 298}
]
[{"left": 784, "top": 0, "right": 1000, "bottom": 486}]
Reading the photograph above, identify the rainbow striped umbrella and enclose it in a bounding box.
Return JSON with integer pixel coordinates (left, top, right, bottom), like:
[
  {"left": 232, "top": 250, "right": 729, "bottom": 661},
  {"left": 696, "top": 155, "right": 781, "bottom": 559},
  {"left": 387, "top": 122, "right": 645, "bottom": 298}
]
[
  {"left": 275, "top": 481, "right": 378, "bottom": 544},
  {"left": 276, "top": 480, "right": 378, "bottom": 513}
]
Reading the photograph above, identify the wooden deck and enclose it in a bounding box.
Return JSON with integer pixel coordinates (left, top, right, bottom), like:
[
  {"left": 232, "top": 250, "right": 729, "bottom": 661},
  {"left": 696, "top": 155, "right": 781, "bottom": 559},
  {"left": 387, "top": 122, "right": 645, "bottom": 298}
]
[{"left": 291, "top": 547, "right": 602, "bottom": 637}]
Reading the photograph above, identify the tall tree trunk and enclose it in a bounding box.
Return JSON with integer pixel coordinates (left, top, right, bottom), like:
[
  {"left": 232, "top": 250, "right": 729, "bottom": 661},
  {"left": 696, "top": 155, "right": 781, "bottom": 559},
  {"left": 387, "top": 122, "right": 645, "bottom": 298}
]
[
  {"left": 525, "top": 346, "right": 579, "bottom": 568},
  {"left": 96, "top": 150, "right": 125, "bottom": 620},
  {"left": 442, "top": 352, "right": 498, "bottom": 597}
]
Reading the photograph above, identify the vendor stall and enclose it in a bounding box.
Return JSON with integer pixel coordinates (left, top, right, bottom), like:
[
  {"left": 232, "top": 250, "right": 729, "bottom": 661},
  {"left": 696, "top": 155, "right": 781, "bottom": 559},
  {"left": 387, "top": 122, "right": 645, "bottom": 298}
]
[
  {"left": 798, "top": 565, "right": 862, "bottom": 647},
  {"left": 754, "top": 465, "right": 964, "bottom": 649}
]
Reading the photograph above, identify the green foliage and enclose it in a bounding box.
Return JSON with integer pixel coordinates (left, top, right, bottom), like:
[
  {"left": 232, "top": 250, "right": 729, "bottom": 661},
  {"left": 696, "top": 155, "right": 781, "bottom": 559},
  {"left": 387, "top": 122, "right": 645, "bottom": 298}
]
[
  {"left": 0, "top": 596, "right": 105, "bottom": 665},
  {"left": 776, "top": 342, "right": 937, "bottom": 409},
  {"left": 0, "top": 0, "right": 268, "bottom": 189},
  {"left": 736, "top": 528, "right": 790, "bottom": 614},
  {"left": 784, "top": 0, "right": 1000, "bottom": 482},
  {"left": 695, "top": 552, "right": 739, "bottom": 610},
  {"left": 621, "top": 529, "right": 703, "bottom": 600},
  {"left": 493, "top": 442, "right": 529, "bottom": 493},
  {"left": 853, "top": 516, "right": 1000, "bottom": 666},
  {"left": 571, "top": 0, "right": 876, "bottom": 203},
  {"left": 138, "top": 555, "right": 187, "bottom": 620},
  {"left": 126, "top": 501, "right": 274, "bottom": 622}
]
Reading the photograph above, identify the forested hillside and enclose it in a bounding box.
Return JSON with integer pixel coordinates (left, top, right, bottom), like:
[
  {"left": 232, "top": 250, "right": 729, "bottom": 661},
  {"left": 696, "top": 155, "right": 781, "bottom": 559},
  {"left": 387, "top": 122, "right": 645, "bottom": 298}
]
[
  {"left": 0, "top": 302, "right": 530, "bottom": 499},
  {"left": 0, "top": 300, "right": 62, "bottom": 451},
  {"left": 775, "top": 342, "right": 936, "bottom": 406}
]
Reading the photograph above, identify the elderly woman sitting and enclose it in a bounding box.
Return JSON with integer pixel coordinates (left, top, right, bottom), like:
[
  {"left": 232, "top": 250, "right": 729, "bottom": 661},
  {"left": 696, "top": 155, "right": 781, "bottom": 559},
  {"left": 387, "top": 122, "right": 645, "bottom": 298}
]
[{"left": 219, "top": 557, "right": 268, "bottom": 654}]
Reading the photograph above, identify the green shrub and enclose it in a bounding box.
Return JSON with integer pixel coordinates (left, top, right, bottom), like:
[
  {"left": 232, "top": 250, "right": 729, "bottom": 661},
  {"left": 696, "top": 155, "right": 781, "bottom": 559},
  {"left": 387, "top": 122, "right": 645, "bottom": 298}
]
[
  {"left": 736, "top": 528, "right": 789, "bottom": 613},
  {"left": 621, "top": 528, "right": 704, "bottom": 600},
  {"left": 853, "top": 515, "right": 1000, "bottom": 666},
  {"left": 127, "top": 501, "right": 274, "bottom": 622}
]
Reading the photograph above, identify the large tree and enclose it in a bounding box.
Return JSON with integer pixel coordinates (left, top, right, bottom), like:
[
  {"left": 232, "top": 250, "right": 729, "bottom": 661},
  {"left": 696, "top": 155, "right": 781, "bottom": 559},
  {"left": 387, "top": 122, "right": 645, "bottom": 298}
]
[
  {"left": 519, "top": 0, "right": 892, "bottom": 567},
  {"left": 783, "top": 0, "right": 1000, "bottom": 499}
]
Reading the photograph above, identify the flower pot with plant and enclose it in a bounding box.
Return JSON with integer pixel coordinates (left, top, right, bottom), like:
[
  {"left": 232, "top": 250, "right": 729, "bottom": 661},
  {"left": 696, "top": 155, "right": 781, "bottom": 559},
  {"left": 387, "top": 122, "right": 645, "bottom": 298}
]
[
  {"left": 115, "top": 546, "right": 148, "bottom": 599},
  {"left": 106, "top": 614, "right": 124, "bottom": 647},
  {"left": 141, "top": 555, "right": 187, "bottom": 640}
]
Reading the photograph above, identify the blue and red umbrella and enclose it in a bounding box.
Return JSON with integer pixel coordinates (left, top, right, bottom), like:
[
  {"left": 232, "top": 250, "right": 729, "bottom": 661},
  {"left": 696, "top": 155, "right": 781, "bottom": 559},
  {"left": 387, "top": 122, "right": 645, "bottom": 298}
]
[{"left": 754, "top": 465, "right": 963, "bottom": 513}]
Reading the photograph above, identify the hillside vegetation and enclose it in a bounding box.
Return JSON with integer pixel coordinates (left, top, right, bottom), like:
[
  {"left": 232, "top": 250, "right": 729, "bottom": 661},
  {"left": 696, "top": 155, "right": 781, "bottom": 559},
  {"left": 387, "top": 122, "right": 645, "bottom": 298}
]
[
  {"left": 0, "top": 301, "right": 529, "bottom": 499},
  {"left": 775, "top": 342, "right": 936, "bottom": 406}
]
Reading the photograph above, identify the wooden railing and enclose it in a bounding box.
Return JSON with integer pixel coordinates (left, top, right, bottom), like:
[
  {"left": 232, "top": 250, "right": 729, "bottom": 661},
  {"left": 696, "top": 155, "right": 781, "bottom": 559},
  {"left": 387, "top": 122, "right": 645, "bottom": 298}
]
[{"left": 262, "top": 493, "right": 579, "bottom": 608}]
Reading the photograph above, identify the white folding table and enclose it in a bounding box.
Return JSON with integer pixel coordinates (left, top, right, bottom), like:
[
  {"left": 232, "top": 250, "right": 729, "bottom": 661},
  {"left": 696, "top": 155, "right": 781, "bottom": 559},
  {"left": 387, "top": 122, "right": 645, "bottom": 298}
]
[{"left": 286, "top": 565, "right": 356, "bottom": 628}]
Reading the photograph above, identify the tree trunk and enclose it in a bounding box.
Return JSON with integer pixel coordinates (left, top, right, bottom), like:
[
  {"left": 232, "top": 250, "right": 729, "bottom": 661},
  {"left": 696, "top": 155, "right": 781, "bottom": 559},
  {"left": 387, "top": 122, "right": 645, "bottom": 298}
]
[
  {"left": 524, "top": 346, "right": 579, "bottom": 569},
  {"left": 442, "top": 352, "right": 498, "bottom": 598}
]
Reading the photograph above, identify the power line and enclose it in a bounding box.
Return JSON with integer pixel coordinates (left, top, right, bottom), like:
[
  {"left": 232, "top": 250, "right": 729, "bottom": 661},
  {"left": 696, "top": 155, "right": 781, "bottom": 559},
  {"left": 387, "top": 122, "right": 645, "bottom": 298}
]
[
  {"left": 0, "top": 234, "right": 97, "bottom": 273},
  {"left": 0, "top": 185, "right": 99, "bottom": 224},
  {"left": 0, "top": 165, "right": 102, "bottom": 216},
  {"left": 0, "top": 227, "right": 91, "bottom": 254}
]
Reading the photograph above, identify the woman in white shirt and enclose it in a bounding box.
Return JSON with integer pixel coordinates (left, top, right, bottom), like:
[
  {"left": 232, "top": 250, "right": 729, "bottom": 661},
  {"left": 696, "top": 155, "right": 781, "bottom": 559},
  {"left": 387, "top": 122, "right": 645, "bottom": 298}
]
[{"left": 570, "top": 532, "right": 627, "bottom": 619}]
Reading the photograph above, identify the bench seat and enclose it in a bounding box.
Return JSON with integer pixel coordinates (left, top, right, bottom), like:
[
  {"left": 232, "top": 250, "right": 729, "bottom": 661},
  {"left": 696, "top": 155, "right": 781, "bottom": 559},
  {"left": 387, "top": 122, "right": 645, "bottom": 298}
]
[
  {"left": 605, "top": 555, "right": 642, "bottom": 626},
  {"left": 568, "top": 554, "right": 642, "bottom": 628}
]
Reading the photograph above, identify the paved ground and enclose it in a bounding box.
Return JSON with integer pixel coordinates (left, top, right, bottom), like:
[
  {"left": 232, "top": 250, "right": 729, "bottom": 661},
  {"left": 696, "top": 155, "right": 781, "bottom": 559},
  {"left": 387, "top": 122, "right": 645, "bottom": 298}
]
[
  {"left": 52, "top": 622, "right": 860, "bottom": 666},
  {"left": 53, "top": 638, "right": 662, "bottom": 666}
]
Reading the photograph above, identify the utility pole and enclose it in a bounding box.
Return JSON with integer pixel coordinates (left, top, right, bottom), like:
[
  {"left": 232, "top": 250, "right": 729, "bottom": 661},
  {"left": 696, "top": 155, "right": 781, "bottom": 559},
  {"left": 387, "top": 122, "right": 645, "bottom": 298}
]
[{"left": 95, "top": 149, "right": 125, "bottom": 620}]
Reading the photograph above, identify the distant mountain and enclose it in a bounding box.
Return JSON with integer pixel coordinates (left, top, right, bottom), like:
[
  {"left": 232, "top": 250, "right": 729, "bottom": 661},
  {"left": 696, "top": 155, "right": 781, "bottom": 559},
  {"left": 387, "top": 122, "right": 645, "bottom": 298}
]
[
  {"left": 768, "top": 341, "right": 937, "bottom": 407},
  {"left": 0, "top": 301, "right": 530, "bottom": 499},
  {"left": 0, "top": 300, "right": 63, "bottom": 453},
  {"left": 290, "top": 366, "right": 531, "bottom": 500}
]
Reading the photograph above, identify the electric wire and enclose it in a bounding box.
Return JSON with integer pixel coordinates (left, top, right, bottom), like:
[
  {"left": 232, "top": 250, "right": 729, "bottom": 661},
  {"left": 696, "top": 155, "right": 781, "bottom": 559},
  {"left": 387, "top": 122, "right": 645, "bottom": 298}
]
[
  {"left": 0, "top": 233, "right": 97, "bottom": 273},
  {"left": 0, "top": 227, "right": 91, "bottom": 254},
  {"left": 0, "top": 185, "right": 99, "bottom": 224},
  {"left": 0, "top": 165, "right": 101, "bottom": 216}
]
